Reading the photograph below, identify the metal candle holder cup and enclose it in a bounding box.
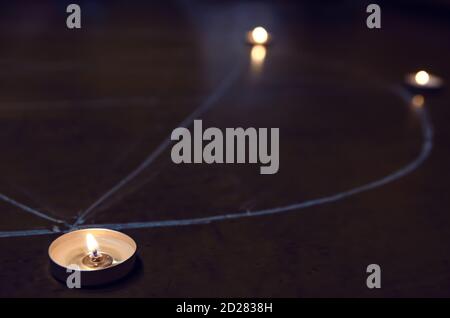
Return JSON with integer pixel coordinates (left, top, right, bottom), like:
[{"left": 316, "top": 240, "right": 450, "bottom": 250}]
[{"left": 48, "top": 228, "right": 137, "bottom": 287}]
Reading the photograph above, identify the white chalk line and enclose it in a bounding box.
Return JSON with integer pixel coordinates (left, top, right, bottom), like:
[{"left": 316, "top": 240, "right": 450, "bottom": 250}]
[
  {"left": 0, "top": 87, "right": 433, "bottom": 238},
  {"left": 0, "top": 228, "right": 57, "bottom": 238},
  {"left": 80, "top": 91, "right": 433, "bottom": 230},
  {"left": 0, "top": 95, "right": 164, "bottom": 226},
  {"left": 72, "top": 64, "right": 243, "bottom": 227},
  {"left": 0, "top": 193, "right": 67, "bottom": 225},
  {"left": 0, "top": 63, "right": 242, "bottom": 232}
]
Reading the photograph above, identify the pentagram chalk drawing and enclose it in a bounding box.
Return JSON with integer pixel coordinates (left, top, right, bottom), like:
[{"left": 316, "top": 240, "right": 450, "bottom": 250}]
[{"left": 0, "top": 59, "right": 433, "bottom": 238}]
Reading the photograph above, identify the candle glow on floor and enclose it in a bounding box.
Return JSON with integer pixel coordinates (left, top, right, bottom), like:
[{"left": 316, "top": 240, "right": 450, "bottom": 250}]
[
  {"left": 411, "top": 94, "right": 425, "bottom": 109},
  {"left": 250, "top": 44, "right": 267, "bottom": 73}
]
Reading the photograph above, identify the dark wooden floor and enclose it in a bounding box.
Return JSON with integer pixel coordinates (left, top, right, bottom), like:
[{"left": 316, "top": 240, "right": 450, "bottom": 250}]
[{"left": 1, "top": 0, "right": 450, "bottom": 297}]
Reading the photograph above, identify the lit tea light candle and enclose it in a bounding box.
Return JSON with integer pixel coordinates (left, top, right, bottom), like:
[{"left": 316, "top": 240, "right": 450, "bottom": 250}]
[
  {"left": 246, "top": 26, "right": 272, "bottom": 45},
  {"left": 82, "top": 233, "right": 114, "bottom": 269},
  {"left": 415, "top": 71, "right": 430, "bottom": 86},
  {"left": 405, "top": 70, "right": 444, "bottom": 92},
  {"left": 48, "top": 228, "right": 137, "bottom": 287}
]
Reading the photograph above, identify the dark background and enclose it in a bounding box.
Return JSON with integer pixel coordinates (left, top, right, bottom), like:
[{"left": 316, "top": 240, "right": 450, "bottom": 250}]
[{"left": 0, "top": 0, "right": 450, "bottom": 297}]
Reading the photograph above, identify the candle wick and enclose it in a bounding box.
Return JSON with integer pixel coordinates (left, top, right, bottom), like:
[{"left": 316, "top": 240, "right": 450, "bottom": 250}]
[{"left": 92, "top": 249, "right": 98, "bottom": 258}]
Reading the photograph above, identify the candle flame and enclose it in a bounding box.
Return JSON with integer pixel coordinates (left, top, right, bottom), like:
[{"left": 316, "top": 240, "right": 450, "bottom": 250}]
[
  {"left": 415, "top": 70, "right": 430, "bottom": 86},
  {"left": 251, "top": 26, "right": 268, "bottom": 45},
  {"left": 86, "top": 233, "right": 99, "bottom": 255}
]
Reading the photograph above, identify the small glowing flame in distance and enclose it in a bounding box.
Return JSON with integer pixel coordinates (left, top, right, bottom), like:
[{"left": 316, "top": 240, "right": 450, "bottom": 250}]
[
  {"left": 415, "top": 71, "right": 430, "bottom": 86},
  {"left": 86, "top": 233, "right": 99, "bottom": 255},
  {"left": 251, "top": 45, "right": 267, "bottom": 64},
  {"left": 251, "top": 26, "right": 269, "bottom": 45}
]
